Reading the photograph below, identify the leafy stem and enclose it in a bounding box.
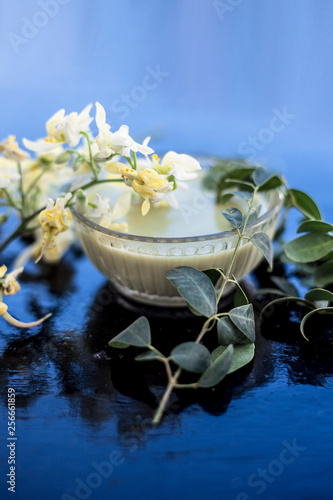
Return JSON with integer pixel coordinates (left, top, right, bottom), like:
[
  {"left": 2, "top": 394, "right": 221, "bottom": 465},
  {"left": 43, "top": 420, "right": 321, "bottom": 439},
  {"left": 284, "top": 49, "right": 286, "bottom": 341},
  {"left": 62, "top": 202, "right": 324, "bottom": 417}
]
[
  {"left": 152, "top": 367, "right": 182, "bottom": 425},
  {"left": 217, "top": 186, "right": 259, "bottom": 303}
]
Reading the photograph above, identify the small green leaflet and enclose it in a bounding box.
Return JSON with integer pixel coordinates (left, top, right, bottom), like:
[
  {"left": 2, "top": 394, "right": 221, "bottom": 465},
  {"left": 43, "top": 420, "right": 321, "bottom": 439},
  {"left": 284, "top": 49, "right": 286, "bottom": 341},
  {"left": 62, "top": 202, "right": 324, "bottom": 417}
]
[
  {"left": 252, "top": 167, "right": 273, "bottom": 186},
  {"left": 203, "top": 268, "right": 224, "bottom": 286},
  {"left": 270, "top": 276, "right": 299, "bottom": 297},
  {"left": 171, "top": 342, "right": 212, "bottom": 374},
  {"left": 135, "top": 350, "right": 163, "bottom": 362},
  {"left": 314, "top": 261, "right": 333, "bottom": 287},
  {"left": 229, "top": 304, "right": 256, "bottom": 343},
  {"left": 251, "top": 232, "right": 273, "bottom": 270},
  {"left": 289, "top": 189, "right": 322, "bottom": 220},
  {"left": 166, "top": 267, "right": 217, "bottom": 317},
  {"left": 108, "top": 316, "right": 151, "bottom": 348},
  {"left": 233, "top": 280, "right": 249, "bottom": 306},
  {"left": 217, "top": 316, "right": 248, "bottom": 345},
  {"left": 221, "top": 207, "right": 243, "bottom": 228},
  {"left": 198, "top": 345, "right": 234, "bottom": 388},
  {"left": 252, "top": 167, "right": 283, "bottom": 191},
  {"left": 228, "top": 343, "right": 255, "bottom": 374},
  {"left": 304, "top": 288, "right": 333, "bottom": 303},
  {"left": 210, "top": 343, "right": 255, "bottom": 375},
  {"left": 297, "top": 220, "right": 333, "bottom": 234},
  {"left": 284, "top": 233, "right": 333, "bottom": 263}
]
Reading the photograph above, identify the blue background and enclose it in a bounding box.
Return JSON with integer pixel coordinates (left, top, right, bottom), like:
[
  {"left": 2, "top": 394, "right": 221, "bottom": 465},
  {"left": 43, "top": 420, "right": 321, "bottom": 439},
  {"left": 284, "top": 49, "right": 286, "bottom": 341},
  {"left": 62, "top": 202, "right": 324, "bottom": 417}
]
[
  {"left": 1, "top": 0, "right": 333, "bottom": 212},
  {"left": 1, "top": 2, "right": 333, "bottom": 500}
]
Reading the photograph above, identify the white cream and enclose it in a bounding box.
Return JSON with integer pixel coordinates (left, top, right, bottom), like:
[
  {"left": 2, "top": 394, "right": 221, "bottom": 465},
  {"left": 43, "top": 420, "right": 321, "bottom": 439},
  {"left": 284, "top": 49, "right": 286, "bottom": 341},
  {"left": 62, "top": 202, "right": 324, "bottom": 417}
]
[{"left": 72, "top": 178, "right": 283, "bottom": 306}]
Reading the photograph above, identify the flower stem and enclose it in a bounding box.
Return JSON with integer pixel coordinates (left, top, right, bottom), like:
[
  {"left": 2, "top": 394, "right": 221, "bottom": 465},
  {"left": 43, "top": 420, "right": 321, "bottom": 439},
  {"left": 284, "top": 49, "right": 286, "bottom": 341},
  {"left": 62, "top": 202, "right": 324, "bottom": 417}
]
[
  {"left": 69, "top": 178, "right": 124, "bottom": 200},
  {"left": 0, "top": 208, "right": 44, "bottom": 253},
  {"left": 132, "top": 151, "right": 137, "bottom": 170},
  {"left": 80, "top": 131, "right": 98, "bottom": 180},
  {"left": 17, "top": 163, "right": 26, "bottom": 215},
  {"left": 26, "top": 163, "right": 51, "bottom": 196},
  {"left": 3, "top": 189, "right": 20, "bottom": 211}
]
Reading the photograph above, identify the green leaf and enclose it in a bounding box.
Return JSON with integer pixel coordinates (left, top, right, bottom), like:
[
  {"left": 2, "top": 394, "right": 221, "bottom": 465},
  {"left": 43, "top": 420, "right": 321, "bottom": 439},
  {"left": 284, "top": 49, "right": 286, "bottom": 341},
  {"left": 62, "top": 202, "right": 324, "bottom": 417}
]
[
  {"left": 166, "top": 267, "right": 217, "bottom": 317},
  {"left": 229, "top": 304, "right": 255, "bottom": 343},
  {"left": 228, "top": 343, "right": 255, "bottom": 374},
  {"left": 304, "top": 288, "right": 333, "bottom": 303},
  {"left": 108, "top": 316, "right": 151, "bottom": 348},
  {"left": 198, "top": 345, "right": 234, "bottom": 388},
  {"left": 135, "top": 350, "right": 163, "bottom": 362},
  {"left": 314, "top": 261, "right": 333, "bottom": 287},
  {"left": 258, "top": 175, "right": 283, "bottom": 192},
  {"left": 270, "top": 276, "right": 299, "bottom": 297},
  {"left": 252, "top": 167, "right": 283, "bottom": 191},
  {"left": 171, "top": 342, "right": 212, "bottom": 374},
  {"left": 203, "top": 268, "right": 223, "bottom": 286},
  {"left": 284, "top": 233, "right": 333, "bottom": 263},
  {"left": 225, "top": 165, "right": 256, "bottom": 180},
  {"left": 233, "top": 280, "right": 249, "bottom": 307},
  {"left": 252, "top": 167, "right": 273, "bottom": 186},
  {"left": 297, "top": 220, "right": 333, "bottom": 234},
  {"left": 231, "top": 191, "right": 252, "bottom": 201},
  {"left": 221, "top": 207, "right": 243, "bottom": 228},
  {"left": 300, "top": 307, "right": 333, "bottom": 340},
  {"left": 217, "top": 316, "right": 247, "bottom": 345},
  {"left": 289, "top": 189, "right": 322, "bottom": 220},
  {"left": 55, "top": 150, "right": 73, "bottom": 164},
  {"left": 219, "top": 193, "right": 234, "bottom": 204},
  {"left": 211, "top": 343, "right": 254, "bottom": 374},
  {"left": 251, "top": 232, "right": 273, "bottom": 270}
]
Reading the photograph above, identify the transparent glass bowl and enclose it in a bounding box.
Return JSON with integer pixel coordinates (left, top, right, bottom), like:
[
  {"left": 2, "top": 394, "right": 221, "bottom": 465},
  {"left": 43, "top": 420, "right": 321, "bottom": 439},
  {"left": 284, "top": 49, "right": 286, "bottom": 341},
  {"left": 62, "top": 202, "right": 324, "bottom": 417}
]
[{"left": 71, "top": 187, "right": 284, "bottom": 307}]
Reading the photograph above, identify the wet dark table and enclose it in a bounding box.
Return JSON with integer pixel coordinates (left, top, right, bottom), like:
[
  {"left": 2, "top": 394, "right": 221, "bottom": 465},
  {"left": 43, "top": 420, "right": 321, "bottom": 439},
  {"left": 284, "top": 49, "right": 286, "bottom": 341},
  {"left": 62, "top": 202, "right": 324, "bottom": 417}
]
[{"left": 1, "top": 153, "right": 333, "bottom": 500}]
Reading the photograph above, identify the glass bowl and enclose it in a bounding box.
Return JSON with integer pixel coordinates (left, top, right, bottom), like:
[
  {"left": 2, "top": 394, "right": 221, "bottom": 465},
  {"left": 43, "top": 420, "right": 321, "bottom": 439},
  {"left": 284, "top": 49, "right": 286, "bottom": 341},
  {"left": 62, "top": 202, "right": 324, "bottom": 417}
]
[{"left": 71, "top": 186, "right": 284, "bottom": 307}]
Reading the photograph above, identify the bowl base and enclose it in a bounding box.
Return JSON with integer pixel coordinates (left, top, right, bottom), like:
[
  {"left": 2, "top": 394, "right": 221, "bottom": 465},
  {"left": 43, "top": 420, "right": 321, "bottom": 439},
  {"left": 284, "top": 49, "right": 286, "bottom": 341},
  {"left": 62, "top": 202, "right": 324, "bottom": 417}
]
[{"left": 111, "top": 280, "right": 235, "bottom": 308}]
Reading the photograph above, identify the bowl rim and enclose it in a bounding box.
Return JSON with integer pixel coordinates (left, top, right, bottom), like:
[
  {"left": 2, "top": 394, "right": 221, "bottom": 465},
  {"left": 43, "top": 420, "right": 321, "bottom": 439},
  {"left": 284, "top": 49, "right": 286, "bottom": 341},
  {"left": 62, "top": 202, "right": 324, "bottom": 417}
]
[{"left": 71, "top": 187, "right": 285, "bottom": 244}]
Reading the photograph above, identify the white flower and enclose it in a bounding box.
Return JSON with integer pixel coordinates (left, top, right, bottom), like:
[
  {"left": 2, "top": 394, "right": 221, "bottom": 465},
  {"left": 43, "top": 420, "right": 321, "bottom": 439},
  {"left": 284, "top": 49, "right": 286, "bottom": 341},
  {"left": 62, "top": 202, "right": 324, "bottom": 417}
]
[
  {"left": 83, "top": 191, "right": 131, "bottom": 231},
  {"left": 0, "top": 265, "right": 23, "bottom": 296},
  {"left": 0, "top": 163, "right": 20, "bottom": 189},
  {"left": 94, "top": 102, "right": 153, "bottom": 159},
  {"left": 153, "top": 151, "right": 201, "bottom": 181},
  {"left": 23, "top": 105, "right": 93, "bottom": 153},
  {"left": 0, "top": 136, "right": 30, "bottom": 162},
  {"left": 39, "top": 192, "right": 73, "bottom": 235},
  {"left": 35, "top": 192, "right": 73, "bottom": 263},
  {"left": 105, "top": 163, "right": 174, "bottom": 215},
  {"left": 86, "top": 194, "right": 111, "bottom": 222}
]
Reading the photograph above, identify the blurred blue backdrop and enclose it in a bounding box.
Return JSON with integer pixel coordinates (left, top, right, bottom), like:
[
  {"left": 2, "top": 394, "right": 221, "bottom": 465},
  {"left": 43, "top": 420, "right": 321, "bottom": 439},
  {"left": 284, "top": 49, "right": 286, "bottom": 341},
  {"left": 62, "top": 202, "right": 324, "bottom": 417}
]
[{"left": 1, "top": 0, "right": 332, "bottom": 214}]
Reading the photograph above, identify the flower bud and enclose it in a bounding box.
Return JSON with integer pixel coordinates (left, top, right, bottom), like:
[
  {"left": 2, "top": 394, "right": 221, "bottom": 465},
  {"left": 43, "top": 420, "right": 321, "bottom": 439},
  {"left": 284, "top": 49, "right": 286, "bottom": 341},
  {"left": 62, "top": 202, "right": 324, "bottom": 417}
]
[
  {"left": 75, "top": 189, "right": 87, "bottom": 214},
  {"left": 55, "top": 150, "right": 73, "bottom": 164}
]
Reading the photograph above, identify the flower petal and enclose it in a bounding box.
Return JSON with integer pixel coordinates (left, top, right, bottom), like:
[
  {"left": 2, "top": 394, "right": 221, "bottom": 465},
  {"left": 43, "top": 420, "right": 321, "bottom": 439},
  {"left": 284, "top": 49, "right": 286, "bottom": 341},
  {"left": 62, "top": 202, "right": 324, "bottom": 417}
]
[{"left": 112, "top": 192, "right": 132, "bottom": 220}]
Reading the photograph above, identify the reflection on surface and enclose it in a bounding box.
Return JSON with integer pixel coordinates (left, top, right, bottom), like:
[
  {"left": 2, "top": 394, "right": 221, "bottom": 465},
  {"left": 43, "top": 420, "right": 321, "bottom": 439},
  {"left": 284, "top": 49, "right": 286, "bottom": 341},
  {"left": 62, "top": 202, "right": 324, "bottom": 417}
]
[{"left": 1, "top": 251, "right": 333, "bottom": 443}]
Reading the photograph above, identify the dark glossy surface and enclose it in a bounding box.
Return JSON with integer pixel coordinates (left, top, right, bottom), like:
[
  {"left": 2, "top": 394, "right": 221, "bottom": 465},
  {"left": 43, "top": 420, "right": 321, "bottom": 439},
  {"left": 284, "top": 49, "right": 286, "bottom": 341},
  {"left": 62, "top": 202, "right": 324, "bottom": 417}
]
[
  {"left": 1, "top": 158, "right": 333, "bottom": 500},
  {"left": 1, "top": 1, "right": 333, "bottom": 497}
]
